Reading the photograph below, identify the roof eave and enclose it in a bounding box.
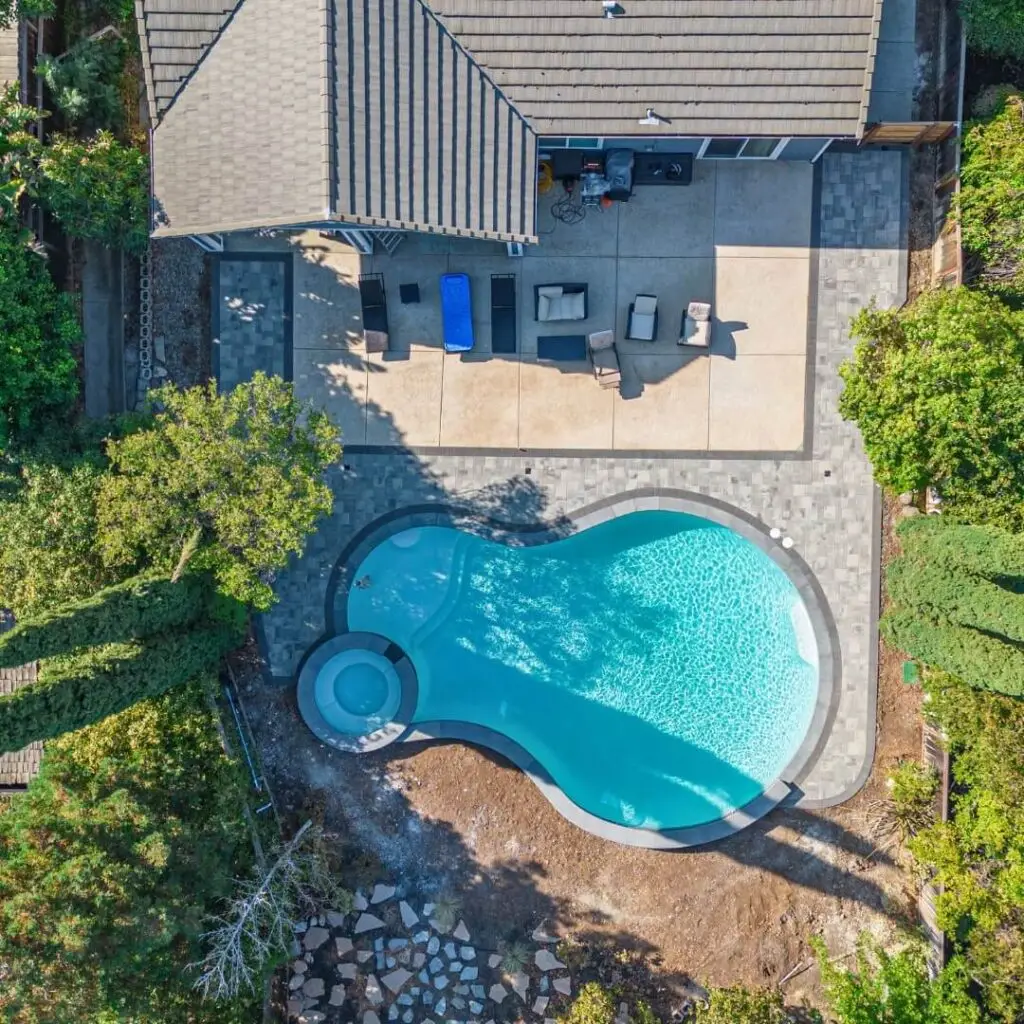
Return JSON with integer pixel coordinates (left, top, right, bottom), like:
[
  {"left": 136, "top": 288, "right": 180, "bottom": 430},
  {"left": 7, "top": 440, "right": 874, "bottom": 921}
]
[{"left": 856, "top": 0, "right": 885, "bottom": 139}]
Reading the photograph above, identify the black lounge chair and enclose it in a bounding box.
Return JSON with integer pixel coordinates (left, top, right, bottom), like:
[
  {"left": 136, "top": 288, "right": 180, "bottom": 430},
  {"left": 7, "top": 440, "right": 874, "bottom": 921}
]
[
  {"left": 491, "top": 274, "right": 517, "bottom": 354},
  {"left": 358, "top": 273, "right": 389, "bottom": 351}
]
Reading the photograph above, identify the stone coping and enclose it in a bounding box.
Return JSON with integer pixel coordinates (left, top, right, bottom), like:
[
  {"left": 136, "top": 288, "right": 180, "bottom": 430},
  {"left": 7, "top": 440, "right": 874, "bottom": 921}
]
[{"left": 300, "top": 488, "right": 841, "bottom": 849}]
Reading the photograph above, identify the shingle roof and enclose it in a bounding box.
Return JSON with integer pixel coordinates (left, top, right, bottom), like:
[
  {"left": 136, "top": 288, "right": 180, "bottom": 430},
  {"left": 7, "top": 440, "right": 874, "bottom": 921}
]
[
  {"left": 0, "top": 618, "right": 41, "bottom": 793},
  {"left": 430, "top": 0, "right": 876, "bottom": 138}
]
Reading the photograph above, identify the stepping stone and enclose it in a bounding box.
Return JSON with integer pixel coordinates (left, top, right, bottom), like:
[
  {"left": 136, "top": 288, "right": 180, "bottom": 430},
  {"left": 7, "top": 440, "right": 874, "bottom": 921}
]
[
  {"left": 436, "top": 998, "right": 447, "bottom": 1015},
  {"left": 413, "top": 930, "right": 431, "bottom": 945},
  {"left": 427, "top": 936, "right": 441, "bottom": 955},
  {"left": 452, "top": 997, "right": 466, "bottom": 1010},
  {"left": 460, "top": 946, "right": 475, "bottom": 961},
  {"left": 460, "top": 967, "right": 478, "bottom": 982},
  {"left": 451, "top": 961, "right": 463, "bottom": 973},
  {"left": 489, "top": 982, "right": 508, "bottom": 1002},
  {"left": 299, "top": 1013, "right": 326, "bottom": 1024},
  {"left": 469, "top": 1002, "right": 484, "bottom": 1015},
  {"left": 292, "top": 960, "right": 309, "bottom": 974},
  {"left": 423, "top": 991, "right": 435, "bottom": 1006},
  {"left": 354, "top": 892, "right": 369, "bottom": 911},
  {"left": 326, "top": 910, "right": 346, "bottom": 928},
  {"left": 389, "top": 938, "right": 409, "bottom": 950},
  {"left": 487, "top": 954, "right": 502, "bottom": 969},
  {"left": 294, "top": 921, "right": 308, "bottom": 934},
  {"left": 364, "top": 1014, "right": 381, "bottom": 1024},
  {"left": 383, "top": 969, "right": 414, "bottom": 994},
  {"left": 338, "top": 963, "right": 358, "bottom": 980},
  {"left": 532, "top": 926, "right": 556, "bottom": 943},
  {"left": 335, "top": 937, "right": 354, "bottom": 957},
  {"left": 288, "top": 999, "right": 303, "bottom": 1018},
  {"left": 471, "top": 985, "right": 485, "bottom": 999},
  {"left": 400, "top": 901, "right": 420, "bottom": 928},
  {"left": 289, "top": 974, "right": 305, "bottom": 991},
  {"left": 444, "top": 943, "right": 458, "bottom": 960},
  {"left": 419, "top": 970, "right": 431, "bottom": 985},
  {"left": 402, "top": 1011, "right": 414, "bottom": 1023},
  {"left": 329, "top": 984, "right": 346, "bottom": 1007},
  {"left": 397, "top": 994, "right": 415, "bottom": 1006},
  {"left": 553, "top": 977, "right": 572, "bottom": 997},
  {"left": 371, "top": 884, "right": 397, "bottom": 904},
  {"left": 388, "top": 1007, "right": 399, "bottom": 1022},
  {"left": 375, "top": 938, "right": 386, "bottom": 952},
  {"left": 356, "top": 951, "right": 374, "bottom": 964},
  {"left": 365, "top": 975, "right": 384, "bottom": 1005},
  {"left": 511, "top": 973, "right": 529, "bottom": 1002},
  {"left": 430, "top": 957, "right": 445, "bottom": 974},
  {"left": 302, "top": 978, "right": 325, "bottom": 998},
  {"left": 385, "top": 957, "right": 397, "bottom": 969},
  {"left": 434, "top": 975, "right": 450, "bottom": 990},
  {"left": 539, "top": 976, "right": 550, "bottom": 994},
  {"left": 535, "top": 950, "right": 565, "bottom": 972},
  {"left": 376, "top": 954, "right": 386, "bottom": 971},
  {"left": 355, "top": 913, "right": 386, "bottom": 934},
  {"left": 454, "top": 984, "right": 469, "bottom": 995},
  {"left": 413, "top": 952, "right": 427, "bottom": 968},
  {"left": 422, "top": 903, "right": 436, "bottom": 917},
  {"left": 397, "top": 949, "right": 412, "bottom": 966},
  {"left": 533, "top": 997, "right": 550, "bottom": 1014},
  {"left": 453, "top": 921, "right": 471, "bottom": 942}
]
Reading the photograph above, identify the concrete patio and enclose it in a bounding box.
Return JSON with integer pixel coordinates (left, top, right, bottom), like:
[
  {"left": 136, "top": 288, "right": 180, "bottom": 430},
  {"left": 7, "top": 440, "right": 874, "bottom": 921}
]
[{"left": 221, "top": 160, "right": 815, "bottom": 454}]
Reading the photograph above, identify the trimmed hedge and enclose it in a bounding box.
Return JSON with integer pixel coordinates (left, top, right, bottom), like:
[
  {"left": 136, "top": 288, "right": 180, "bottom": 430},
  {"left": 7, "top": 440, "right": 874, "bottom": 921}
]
[{"left": 0, "top": 572, "right": 208, "bottom": 668}]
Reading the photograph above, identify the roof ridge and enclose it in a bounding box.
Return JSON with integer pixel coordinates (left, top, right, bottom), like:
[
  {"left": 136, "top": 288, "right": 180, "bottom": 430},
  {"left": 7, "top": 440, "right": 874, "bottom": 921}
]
[{"left": 856, "top": 0, "right": 884, "bottom": 137}]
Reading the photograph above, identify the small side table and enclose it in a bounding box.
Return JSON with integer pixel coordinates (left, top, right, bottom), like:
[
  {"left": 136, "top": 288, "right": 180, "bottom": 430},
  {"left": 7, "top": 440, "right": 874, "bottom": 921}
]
[{"left": 399, "top": 283, "right": 420, "bottom": 304}]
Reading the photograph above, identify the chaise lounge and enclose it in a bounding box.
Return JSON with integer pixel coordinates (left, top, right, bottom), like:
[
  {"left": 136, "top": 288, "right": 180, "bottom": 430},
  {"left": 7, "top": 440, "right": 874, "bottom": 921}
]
[
  {"left": 535, "top": 283, "right": 588, "bottom": 322},
  {"left": 358, "top": 273, "right": 390, "bottom": 352},
  {"left": 491, "top": 274, "right": 517, "bottom": 354},
  {"left": 440, "top": 273, "right": 474, "bottom": 352},
  {"left": 588, "top": 330, "right": 621, "bottom": 389}
]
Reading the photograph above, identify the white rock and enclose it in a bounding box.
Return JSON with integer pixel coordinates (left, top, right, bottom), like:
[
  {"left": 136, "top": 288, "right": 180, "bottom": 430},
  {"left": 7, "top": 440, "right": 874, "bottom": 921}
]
[
  {"left": 354, "top": 892, "right": 369, "bottom": 911},
  {"left": 338, "top": 962, "right": 358, "bottom": 980},
  {"left": 413, "top": 952, "right": 427, "bottom": 968},
  {"left": 400, "top": 900, "right": 420, "bottom": 928},
  {"left": 422, "top": 902, "right": 435, "bottom": 916},
  {"left": 511, "top": 973, "right": 529, "bottom": 1002},
  {"left": 471, "top": 985, "right": 485, "bottom": 999},
  {"left": 389, "top": 938, "right": 410, "bottom": 950},
  {"left": 534, "top": 950, "right": 565, "bottom": 972},
  {"left": 292, "top": 959, "right": 309, "bottom": 973},
  {"left": 469, "top": 1001, "right": 484, "bottom": 1015},
  {"left": 305, "top": 951, "right": 314, "bottom": 964},
  {"left": 487, "top": 954, "right": 502, "bottom": 969},
  {"left": 533, "top": 997, "right": 550, "bottom": 1014},
  {"left": 460, "top": 967, "right": 478, "bottom": 982},
  {"left": 365, "top": 975, "right": 384, "bottom": 1005},
  {"left": 413, "top": 930, "right": 431, "bottom": 944},
  {"left": 289, "top": 974, "right": 306, "bottom": 991},
  {"left": 371, "top": 883, "right": 397, "bottom": 904},
  {"left": 355, "top": 913, "right": 386, "bottom": 934},
  {"left": 382, "top": 969, "right": 414, "bottom": 994},
  {"left": 532, "top": 926, "right": 557, "bottom": 943},
  {"left": 326, "top": 910, "right": 346, "bottom": 928},
  {"left": 364, "top": 1013, "right": 381, "bottom": 1024},
  {"left": 288, "top": 999, "right": 303, "bottom": 1018},
  {"left": 329, "top": 984, "right": 346, "bottom": 1006},
  {"left": 402, "top": 1010, "right": 414, "bottom": 1023},
  {"left": 444, "top": 942, "right": 458, "bottom": 960},
  {"left": 356, "top": 950, "right": 374, "bottom": 963},
  {"left": 336, "top": 936, "right": 354, "bottom": 956},
  {"left": 388, "top": 1007, "right": 399, "bottom": 1022},
  {"left": 452, "top": 921, "right": 471, "bottom": 942},
  {"left": 553, "top": 976, "right": 572, "bottom": 997},
  {"left": 294, "top": 921, "right": 308, "bottom": 934},
  {"left": 303, "top": 927, "right": 330, "bottom": 951},
  {"left": 460, "top": 946, "right": 475, "bottom": 960},
  {"left": 299, "top": 1013, "right": 326, "bottom": 1024},
  {"left": 302, "top": 977, "right": 325, "bottom": 998},
  {"left": 435, "top": 998, "right": 447, "bottom": 1015},
  {"left": 398, "top": 948, "right": 412, "bottom": 965},
  {"left": 427, "top": 936, "right": 441, "bottom": 955},
  {"left": 434, "top": 974, "right": 450, "bottom": 990},
  {"left": 430, "top": 956, "right": 445, "bottom": 974}
]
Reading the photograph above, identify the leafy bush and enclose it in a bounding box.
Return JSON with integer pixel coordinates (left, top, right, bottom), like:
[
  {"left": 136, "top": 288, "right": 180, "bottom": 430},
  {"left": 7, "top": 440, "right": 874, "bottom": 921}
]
[
  {"left": 813, "top": 935, "right": 983, "bottom": 1024},
  {"left": 887, "top": 759, "right": 939, "bottom": 841},
  {"left": 958, "top": 0, "right": 1024, "bottom": 58},
  {"left": 98, "top": 374, "right": 341, "bottom": 609},
  {"left": 34, "top": 36, "right": 125, "bottom": 132},
  {"left": 838, "top": 288, "right": 1024, "bottom": 526},
  {"left": 0, "top": 85, "right": 41, "bottom": 218},
  {"left": 0, "top": 0, "right": 54, "bottom": 29},
  {"left": 0, "top": 678, "right": 256, "bottom": 1023},
  {"left": 959, "top": 91, "right": 1024, "bottom": 293},
  {"left": 693, "top": 985, "right": 803, "bottom": 1023},
  {"left": 559, "top": 983, "right": 617, "bottom": 1024},
  {"left": 910, "top": 673, "right": 1024, "bottom": 1021},
  {"left": 0, "top": 220, "right": 80, "bottom": 448},
  {"left": 37, "top": 130, "right": 148, "bottom": 253}
]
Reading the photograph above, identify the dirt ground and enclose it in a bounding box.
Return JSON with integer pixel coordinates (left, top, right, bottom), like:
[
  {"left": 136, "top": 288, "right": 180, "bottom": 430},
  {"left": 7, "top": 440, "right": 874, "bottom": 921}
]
[{"left": 238, "top": 500, "right": 921, "bottom": 1019}]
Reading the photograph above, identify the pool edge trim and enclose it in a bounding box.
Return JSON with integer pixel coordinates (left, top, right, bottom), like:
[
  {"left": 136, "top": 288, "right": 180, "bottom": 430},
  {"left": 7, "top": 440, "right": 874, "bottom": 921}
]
[{"left": 311, "top": 488, "right": 842, "bottom": 850}]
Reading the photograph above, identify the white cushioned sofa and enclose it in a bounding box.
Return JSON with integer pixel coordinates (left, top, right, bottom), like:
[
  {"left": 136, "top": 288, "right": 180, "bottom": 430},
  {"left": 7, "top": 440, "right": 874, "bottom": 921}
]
[{"left": 534, "top": 283, "right": 589, "bottom": 322}]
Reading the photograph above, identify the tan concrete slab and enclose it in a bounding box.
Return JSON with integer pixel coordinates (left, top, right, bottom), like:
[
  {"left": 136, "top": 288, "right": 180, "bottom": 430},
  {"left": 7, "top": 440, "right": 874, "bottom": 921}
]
[
  {"left": 708, "top": 355, "right": 806, "bottom": 451},
  {"left": 440, "top": 354, "right": 520, "bottom": 448},
  {"left": 713, "top": 162, "right": 814, "bottom": 257},
  {"left": 293, "top": 348, "right": 368, "bottom": 445},
  {"left": 715, "top": 256, "right": 811, "bottom": 356},
  {"left": 615, "top": 257, "right": 713, "bottom": 353},
  {"left": 519, "top": 358, "right": 614, "bottom": 449},
  {"left": 614, "top": 352, "right": 710, "bottom": 450},
  {"left": 617, "top": 162, "right": 717, "bottom": 258},
  {"left": 292, "top": 248, "right": 366, "bottom": 351},
  {"left": 365, "top": 351, "right": 444, "bottom": 447}
]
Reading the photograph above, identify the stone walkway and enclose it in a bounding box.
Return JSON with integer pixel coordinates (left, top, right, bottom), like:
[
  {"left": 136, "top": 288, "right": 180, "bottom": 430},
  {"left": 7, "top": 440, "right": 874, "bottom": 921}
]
[{"left": 261, "top": 149, "right": 907, "bottom": 808}]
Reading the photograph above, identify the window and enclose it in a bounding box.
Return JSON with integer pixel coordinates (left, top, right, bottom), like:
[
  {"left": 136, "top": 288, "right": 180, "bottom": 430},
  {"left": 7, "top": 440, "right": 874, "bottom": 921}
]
[
  {"left": 539, "top": 137, "right": 567, "bottom": 149},
  {"left": 702, "top": 137, "right": 744, "bottom": 158},
  {"left": 567, "top": 137, "right": 601, "bottom": 149},
  {"left": 739, "top": 137, "right": 783, "bottom": 158},
  {"left": 699, "top": 137, "right": 787, "bottom": 159}
]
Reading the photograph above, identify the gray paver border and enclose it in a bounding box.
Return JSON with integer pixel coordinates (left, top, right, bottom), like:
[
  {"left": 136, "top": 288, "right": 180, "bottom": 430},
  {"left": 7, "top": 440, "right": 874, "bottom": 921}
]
[
  {"left": 294, "top": 487, "right": 841, "bottom": 849},
  {"left": 212, "top": 251, "right": 295, "bottom": 385}
]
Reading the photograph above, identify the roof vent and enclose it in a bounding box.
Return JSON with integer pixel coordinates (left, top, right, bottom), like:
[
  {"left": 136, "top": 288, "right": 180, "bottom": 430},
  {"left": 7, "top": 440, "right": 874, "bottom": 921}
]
[{"left": 638, "top": 108, "right": 663, "bottom": 125}]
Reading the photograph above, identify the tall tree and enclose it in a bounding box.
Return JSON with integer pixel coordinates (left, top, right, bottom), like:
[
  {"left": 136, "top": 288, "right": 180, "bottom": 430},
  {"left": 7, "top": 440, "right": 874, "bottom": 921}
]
[{"left": 98, "top": 374, "right": 341, "bottom": 610}]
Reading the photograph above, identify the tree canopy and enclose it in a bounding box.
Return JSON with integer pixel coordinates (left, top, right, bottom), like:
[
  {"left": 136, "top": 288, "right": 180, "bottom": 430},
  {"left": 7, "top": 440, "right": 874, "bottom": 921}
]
[
  {"left": 838, "top": 288, "right": 1024, "bottom": 526},
  {"left": 958, "top": 0, "right": 1024, "bottom": 58},
  {"left": 97, "top": 374, "right": 341, "bottom": 609}
]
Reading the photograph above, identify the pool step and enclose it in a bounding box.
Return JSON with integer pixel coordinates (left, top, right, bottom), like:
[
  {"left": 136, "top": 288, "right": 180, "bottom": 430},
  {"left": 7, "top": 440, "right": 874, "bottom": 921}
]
[{"left": 409, "top": 534, "right": 472, "bottom": 651}]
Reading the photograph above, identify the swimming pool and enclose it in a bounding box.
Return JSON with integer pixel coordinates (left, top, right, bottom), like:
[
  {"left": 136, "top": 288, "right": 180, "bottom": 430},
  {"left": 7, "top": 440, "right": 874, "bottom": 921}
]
[{"left": 327, "top": 508, "right": 821, "bottom": 836}]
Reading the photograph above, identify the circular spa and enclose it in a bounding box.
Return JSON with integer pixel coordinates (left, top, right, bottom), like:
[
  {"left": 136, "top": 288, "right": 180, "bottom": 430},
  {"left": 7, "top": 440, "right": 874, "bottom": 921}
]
[{"left": 300, "top": 498, "right": 836, "bottom": 847}]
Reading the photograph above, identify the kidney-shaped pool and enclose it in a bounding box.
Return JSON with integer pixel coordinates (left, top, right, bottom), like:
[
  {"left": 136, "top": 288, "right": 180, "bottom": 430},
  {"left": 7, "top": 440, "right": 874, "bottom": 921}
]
[{"left": 313, "top": 509, "right": 822, "bottom": 837}]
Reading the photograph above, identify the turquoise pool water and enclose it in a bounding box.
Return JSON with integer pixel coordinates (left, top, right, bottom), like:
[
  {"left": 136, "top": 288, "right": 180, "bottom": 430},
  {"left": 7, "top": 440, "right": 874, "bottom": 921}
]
[{"left": 346, "top": 510, "right": 819, "bottom": 831}]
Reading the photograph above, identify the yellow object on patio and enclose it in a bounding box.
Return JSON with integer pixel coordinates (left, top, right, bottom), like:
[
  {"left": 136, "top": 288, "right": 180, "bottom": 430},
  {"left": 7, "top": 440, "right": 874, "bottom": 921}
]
[{"left": 537, "top": 159, "right": 554, "bottom": 194}]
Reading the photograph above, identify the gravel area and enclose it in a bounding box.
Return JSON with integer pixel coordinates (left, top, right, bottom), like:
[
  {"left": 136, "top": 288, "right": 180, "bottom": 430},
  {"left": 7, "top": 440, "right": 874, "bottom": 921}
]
[{"left": 150, "top": 237, "right": 211, "bottom": 389}]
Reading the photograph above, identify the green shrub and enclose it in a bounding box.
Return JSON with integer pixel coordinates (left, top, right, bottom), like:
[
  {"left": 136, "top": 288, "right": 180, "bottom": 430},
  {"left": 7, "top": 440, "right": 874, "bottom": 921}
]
[
  {"left": 838, "top": 288, "right": 1024, "bottom": 526},
  {"left": 958, "top": 0, "right": 1024, "bottom": 58},
  {"left": 0, "top": 620, "right": 238, "bottom": 753},
  {"left": 887, "top": 759, "right": 939, "bottom": 840},
  {"left": 0, "top": 84, "right": 41, "bottom": 218},
  {"left": 37, "top": 130, "right": 148, "bottom": 253},
  {"left": 0, "top": 221, "right": 80, "bottom": 448},
  {"left": 0, "top": 677, "right": 256, "bottom": 1023},
  {"left": 559, "top": 983, "right": 617, "bottom": 1024},
  {"left": 0, "top": 0, "right": 54, "bottom": 29},
  {"left": 34, "top": 35, "right": 125, "bottom": 132},
  {"left": 693, "top": 985, "right": 801, "bottom": 1023},
  {"left": 959, "top": 92, "right": 1024, "bottom": 293},
  {"left": 98, "top": 374, "right": 341, "bottom": 609}
]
